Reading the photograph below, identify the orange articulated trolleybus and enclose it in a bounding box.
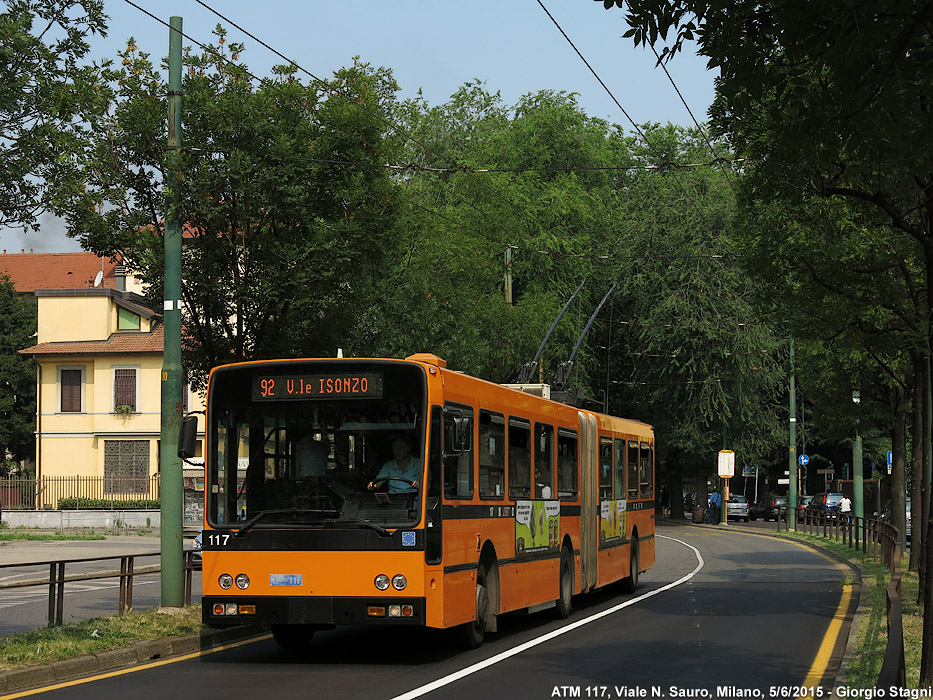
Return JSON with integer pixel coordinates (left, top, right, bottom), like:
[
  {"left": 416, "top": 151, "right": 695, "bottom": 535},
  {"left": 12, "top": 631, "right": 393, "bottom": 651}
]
[{"left": 179, "top": 353, "right": 655, "bottom": 648}]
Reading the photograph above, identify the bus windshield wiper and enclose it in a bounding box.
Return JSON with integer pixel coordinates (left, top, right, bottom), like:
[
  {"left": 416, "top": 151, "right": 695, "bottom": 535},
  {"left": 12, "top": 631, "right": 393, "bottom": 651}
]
[
  {"left": 325, "top": 518, "right": 391, "bottom": 537},
  {"left": 235, "top": 509, "right": 335, "bottom": 537}
]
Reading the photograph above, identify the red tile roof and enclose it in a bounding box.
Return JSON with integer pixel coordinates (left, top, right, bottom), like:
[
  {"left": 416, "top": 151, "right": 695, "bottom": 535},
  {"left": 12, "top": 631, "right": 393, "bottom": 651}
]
[
  {"left": 0, "top": 252, "right": 120, "bottom": 293},
  {"left": 19, "top": 325, "right": 164, "bottom": 356}
]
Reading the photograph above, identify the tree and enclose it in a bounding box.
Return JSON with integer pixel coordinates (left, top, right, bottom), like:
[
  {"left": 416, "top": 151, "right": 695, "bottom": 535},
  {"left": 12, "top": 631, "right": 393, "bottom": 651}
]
[
  {"left": 0, "top": 0, "right": 107, "bottom": 230},
  {"left": 603, "top": 123, "right": 785, "bottom": 511},
  {"left": 596, "top": 0, "right": 933, "bottom": 679},
  {"left": 0, "top": 275, "right": 36, "bottom": 473},
  {"left": 66, "top": 32, "right": 405, "bottom": 389}
]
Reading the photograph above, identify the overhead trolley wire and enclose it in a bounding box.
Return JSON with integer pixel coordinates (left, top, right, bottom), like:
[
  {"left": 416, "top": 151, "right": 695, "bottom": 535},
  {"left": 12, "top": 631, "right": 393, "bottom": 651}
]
[
  {"left": 648, "top": 44, "right": 740, "bottom": 196},
  {"left": 191, "top": 0, "right": 541, "bottom": 241},
  {"left": 120, "top": 0, "right": 735, "bottom": 269},
  {"left": 121, "top": 0, "right": 511, "bottom": 247}
]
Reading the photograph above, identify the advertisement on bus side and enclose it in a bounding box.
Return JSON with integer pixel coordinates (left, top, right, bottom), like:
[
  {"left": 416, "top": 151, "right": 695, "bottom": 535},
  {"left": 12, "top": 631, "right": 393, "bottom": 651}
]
[
  {"left": 600, "top": 499, "right": 627, "bottom": 541},
  {"left": 515, "top": 500, "right": 561, "bottom": 556}
]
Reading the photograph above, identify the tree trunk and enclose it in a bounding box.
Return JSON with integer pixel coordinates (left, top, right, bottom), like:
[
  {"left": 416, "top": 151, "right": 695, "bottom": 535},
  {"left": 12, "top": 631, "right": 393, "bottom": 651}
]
[
  {"left": 912, "top": 352, "right": 924, "bottom": 573},
  {"left": 892, "top": 384, "right": 907, "bottom": 541}
]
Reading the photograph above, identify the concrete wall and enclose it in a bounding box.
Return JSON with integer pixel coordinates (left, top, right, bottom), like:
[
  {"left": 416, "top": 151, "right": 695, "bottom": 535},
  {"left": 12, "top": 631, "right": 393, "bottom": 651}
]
[{"left": 1, "top": 510, "right": 161, "bottom": 529}]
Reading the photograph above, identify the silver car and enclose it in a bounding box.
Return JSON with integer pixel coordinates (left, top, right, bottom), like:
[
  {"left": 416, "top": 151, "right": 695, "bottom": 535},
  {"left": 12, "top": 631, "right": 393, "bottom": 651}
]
[{"left": 726, "top": 494, "right": 750, "bottom": 522}]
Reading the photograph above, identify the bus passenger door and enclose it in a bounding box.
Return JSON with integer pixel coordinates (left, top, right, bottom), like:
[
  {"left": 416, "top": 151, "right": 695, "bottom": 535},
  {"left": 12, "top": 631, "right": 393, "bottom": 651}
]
[{"left": 578, "top": 411, "right": 599, "bottom": 592}]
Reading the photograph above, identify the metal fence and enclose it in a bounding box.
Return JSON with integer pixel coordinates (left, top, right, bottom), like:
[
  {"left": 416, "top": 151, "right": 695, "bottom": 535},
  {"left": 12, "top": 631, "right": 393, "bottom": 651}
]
[
  {"left": 779, "top": 509, "right": 906, "bottom": 688},
  {"left": 0, "top": 476, "right": 161, "bottom": 511}
]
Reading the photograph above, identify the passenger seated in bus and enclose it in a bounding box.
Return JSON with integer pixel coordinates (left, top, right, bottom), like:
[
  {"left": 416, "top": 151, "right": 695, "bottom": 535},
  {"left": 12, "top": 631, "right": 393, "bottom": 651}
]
[{"left": 368, "top": 435, "right": 422, "bottom": 494}]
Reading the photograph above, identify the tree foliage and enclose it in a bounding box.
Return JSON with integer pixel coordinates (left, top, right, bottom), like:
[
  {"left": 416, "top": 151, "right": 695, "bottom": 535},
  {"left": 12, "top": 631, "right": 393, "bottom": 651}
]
[
  {"left": 66, "top": 30, "right": 405, "bottom": 389},
  {"left": 0, "top": 276, "right": 36, "bottom": 471},
  {"left": 0, "top": 0, "right": 107, "bottom": 230}
]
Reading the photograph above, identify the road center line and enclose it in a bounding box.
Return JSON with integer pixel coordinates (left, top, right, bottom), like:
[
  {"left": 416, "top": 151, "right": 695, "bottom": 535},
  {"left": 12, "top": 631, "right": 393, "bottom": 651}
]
[{"left": 391, "top": 534, "right": 705, "bottom": 700}]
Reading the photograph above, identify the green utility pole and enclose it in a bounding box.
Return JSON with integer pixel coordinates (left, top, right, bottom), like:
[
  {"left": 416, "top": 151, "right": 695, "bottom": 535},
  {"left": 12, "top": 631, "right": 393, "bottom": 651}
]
[
  {"left": 160, "top": 15, "right": 184, "bottom": 608},
  {"left": 852, "top": 390, "right": 864, "bottom": 520},
  {"left": 788, "top": 338, "right": 797, "bottom": 531}
]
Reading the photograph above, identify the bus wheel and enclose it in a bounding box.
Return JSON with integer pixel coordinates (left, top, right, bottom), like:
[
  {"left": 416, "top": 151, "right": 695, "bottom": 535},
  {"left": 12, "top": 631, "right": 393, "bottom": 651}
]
[
  {"left": 554, "top": 549, "right": 573, "bottom": 619},
  {"left": 620, "top": 539, "right": 639, "bottom": 594},
  {"left": 271, "top": 624, "right": 314, "bottom": 648},
  {"left": 461, "top": 573, "right": 489, "bottom": 649}
]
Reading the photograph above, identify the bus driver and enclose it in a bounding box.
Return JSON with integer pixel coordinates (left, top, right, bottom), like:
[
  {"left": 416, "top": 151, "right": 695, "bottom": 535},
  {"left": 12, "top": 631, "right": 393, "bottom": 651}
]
[{"left": 368, "top": 436, "right": 422, "bottom": 494}]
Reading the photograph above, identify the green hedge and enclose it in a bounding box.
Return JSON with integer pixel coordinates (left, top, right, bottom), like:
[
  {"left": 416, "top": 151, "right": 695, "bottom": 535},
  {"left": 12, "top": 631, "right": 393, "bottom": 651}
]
[{"left": 57, "top": 498, "right": 160, "bottom": 510}]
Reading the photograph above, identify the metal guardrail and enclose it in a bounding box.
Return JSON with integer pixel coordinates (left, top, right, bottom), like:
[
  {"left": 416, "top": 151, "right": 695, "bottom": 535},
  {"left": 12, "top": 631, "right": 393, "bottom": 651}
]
[
  {"left": 0, "top": 550, "right": 199, "bottom": 627},
  {"left": 777, "top": 507, "right": 905, "bottom": 687}
]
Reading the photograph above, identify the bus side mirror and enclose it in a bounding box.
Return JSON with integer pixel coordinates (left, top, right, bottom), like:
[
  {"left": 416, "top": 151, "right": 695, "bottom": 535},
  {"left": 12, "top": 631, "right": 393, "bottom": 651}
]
[
  {"left": 178, "top": 414, "right": 198, "bottom": 459},
  {"left": 443, "top": 414, "right": 472, "bottom": 454},
  {"left": 453, "top": 416, "right": 472, "bottom": 452}
]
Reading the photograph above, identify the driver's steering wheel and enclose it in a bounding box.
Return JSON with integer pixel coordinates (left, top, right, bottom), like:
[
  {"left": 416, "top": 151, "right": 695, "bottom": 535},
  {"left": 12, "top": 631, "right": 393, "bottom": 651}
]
[{"left": 369, "top": 476, "right": 417, "bottom": 491}]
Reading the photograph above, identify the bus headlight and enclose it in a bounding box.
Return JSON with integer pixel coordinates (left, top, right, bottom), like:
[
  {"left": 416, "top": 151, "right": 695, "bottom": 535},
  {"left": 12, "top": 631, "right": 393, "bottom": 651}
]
[
  {"left": 235, "top": 574, "right": 250, "bottom": 590},
  {"left": 392, "top": 574, "right": 408, "bottom": 591},
  {"left": 219, "top": 574, "right": 234, "bottom": 590},
  {"left": 374, "top": 574, "right": 390, "bottom": 591}
]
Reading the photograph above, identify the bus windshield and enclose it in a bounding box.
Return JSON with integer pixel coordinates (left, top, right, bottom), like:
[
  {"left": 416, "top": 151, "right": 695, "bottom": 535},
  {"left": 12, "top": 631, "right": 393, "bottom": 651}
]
[{"left": 206, "top": 361, "right": 427, "bottom": 530}]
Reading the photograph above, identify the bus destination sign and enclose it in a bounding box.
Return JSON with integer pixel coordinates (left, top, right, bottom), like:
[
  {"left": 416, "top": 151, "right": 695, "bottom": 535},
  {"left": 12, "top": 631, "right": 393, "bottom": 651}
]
[{"left": 252, "top": 373, "right": 384, "bottom": 401}]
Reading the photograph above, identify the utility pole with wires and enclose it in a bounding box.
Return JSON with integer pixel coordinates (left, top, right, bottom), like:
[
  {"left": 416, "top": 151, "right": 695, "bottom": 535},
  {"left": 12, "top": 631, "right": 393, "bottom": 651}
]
[{"left": 160, "top": 16, "right": 185, "bottom": 608}]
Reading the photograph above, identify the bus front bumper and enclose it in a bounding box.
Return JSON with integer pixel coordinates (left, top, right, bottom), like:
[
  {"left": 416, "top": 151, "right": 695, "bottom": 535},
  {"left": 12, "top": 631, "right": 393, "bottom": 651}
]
[{"left": 202, "top": 595, "right": 427, "bottom": 627}]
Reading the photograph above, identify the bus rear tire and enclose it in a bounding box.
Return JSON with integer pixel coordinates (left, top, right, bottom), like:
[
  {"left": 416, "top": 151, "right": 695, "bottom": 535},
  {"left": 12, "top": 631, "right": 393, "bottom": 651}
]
[
  {"left": 554, "top": 549, "right": 573, "bottom": 619},
  {"left": 271, "top": 624, "right": 314, "bottom": 648},
  {"left": 620, "top": 539, "right": 639, "bottom": 594}
]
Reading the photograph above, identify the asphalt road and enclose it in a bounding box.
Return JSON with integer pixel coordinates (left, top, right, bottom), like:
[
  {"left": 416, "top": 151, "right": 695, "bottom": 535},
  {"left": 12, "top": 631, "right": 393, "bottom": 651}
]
[
  {"left": 14, "top": 521, "right": 855, "bottom": 700},
  {"left": 0, "top": 535, "right": 195, "bottom": 635}
]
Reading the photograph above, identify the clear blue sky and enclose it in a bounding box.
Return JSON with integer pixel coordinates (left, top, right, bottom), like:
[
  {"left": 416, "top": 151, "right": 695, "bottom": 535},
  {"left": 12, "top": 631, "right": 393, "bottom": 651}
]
[{"left": 2, "top": 0, "right": 717, "bottom": 254}]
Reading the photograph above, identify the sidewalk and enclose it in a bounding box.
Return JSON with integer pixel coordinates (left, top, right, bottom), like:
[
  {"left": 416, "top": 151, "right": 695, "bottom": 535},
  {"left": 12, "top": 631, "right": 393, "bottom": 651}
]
[{"left": 0, "top": 534, "right": 166, "bottom": 566}]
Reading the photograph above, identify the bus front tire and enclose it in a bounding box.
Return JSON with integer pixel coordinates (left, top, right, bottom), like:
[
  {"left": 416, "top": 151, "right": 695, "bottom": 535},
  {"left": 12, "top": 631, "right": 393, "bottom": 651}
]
[
  {"left": 460, "top": 574, "right": 489, "bottom": 649},
  {"left": 271, "top": 624, "right": 314, "bottom": 648}
]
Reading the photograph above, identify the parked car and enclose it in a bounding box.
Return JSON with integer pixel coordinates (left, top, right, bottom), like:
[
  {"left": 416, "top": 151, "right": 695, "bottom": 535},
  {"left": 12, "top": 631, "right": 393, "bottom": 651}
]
[
  {"left": 189, "top": 532, "right": 202, "bottom": 570},
  {"left": 806, "top": 492, "right": 844, "bottom": 517},
  {"left": 879, "top": 497, "right": 912, "bottom": 543},
  {"left": 750, "top": 495, "right": 787, "bottom": 522},
  {"left": 796, "top": 494, "right": 814, "bottom": 521},
  {"left": 726, "top": 494, "right": 750, "bottom": 522}
]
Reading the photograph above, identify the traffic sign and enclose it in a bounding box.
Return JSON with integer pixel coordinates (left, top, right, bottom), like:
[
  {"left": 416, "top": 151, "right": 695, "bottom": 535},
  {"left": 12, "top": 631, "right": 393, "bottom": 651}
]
[
  {"left": 798, "top": 454, "right": 809, "bottom": 466},
  {"left": 718, "top": 450, "right": 735, "bottom": 478}
]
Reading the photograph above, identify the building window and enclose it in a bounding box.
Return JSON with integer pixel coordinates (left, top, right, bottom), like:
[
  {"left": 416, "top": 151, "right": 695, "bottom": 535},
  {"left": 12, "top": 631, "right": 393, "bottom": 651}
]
[
  {"left": 104, "top": 440, "right": 150, "bottom": 494},
  {"left": 117, "top": 307, "right": 140, "bottom": 330},
  {"left": 113, "top": 367, "right": 138, "bottom": 412},
  {"left": 59, "top": 368, "right": 83, "bottom": 413}
]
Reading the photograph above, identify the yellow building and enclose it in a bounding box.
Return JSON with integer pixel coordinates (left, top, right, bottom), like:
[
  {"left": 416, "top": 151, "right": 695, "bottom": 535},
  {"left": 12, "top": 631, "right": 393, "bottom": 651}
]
[{"left": 19, "top": 286, "right": 203, "bottom": 511}]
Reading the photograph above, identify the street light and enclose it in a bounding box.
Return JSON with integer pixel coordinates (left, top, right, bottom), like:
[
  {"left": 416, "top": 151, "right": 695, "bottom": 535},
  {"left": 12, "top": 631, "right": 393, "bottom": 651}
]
[{"left": 852, "top": 389, "right": 864, "bottom": 519}]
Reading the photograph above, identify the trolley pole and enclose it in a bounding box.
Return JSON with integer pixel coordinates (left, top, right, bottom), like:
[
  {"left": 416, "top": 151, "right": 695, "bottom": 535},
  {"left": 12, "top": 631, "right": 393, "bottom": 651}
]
[{"left": 160, "top": 15, "right": 184, "bottom": 608}]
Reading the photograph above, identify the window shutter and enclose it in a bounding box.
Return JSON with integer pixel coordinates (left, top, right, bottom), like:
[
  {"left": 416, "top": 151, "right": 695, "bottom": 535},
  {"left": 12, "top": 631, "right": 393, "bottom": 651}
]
[
  {"left": 114, "top": 369, "right": 137, "bottom": 410},
  {"left": 61, "top": 370, "right": 82, "bottom": 413}
]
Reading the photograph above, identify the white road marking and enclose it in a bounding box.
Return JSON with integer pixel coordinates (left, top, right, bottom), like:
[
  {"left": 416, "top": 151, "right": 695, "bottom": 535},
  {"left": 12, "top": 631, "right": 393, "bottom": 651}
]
[{"left": 391, "top": 534, "right": 705, "bottom": 700}]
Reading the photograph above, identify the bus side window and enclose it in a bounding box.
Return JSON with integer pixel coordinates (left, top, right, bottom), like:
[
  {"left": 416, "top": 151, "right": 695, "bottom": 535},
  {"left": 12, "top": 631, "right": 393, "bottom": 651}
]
[
  {"left": 599, "top": 437, "right": 613, "bottom": 499},
  {"left": 614, "top": 437, "right": 626, "bottom": 499},
  {"left": 557, "top": 428, "right": 578, "bottom": 500},
  {"left": 628, "top": 440, "right": 639, "bottom": 500},
  {"left": 508, "top": 417, "right": 531, "bottom": 499},
  {"left": 443, "top": 405, "right": 474, "bottom": 500},
  {"left": 534, "top": 423, "right": 554, "bottom": 499},
  {"left": 479, "top": 411, "right": 505, "bottom": 499},
  {"left": 640, "top": 442, "right": 654, "bottom": 500}
]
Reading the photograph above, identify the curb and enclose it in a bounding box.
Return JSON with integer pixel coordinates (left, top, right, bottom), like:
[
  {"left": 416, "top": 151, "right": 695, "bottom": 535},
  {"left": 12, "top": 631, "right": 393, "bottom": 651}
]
[{"left": 0, "top": 625, "right": 264, "bottom": 695}]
